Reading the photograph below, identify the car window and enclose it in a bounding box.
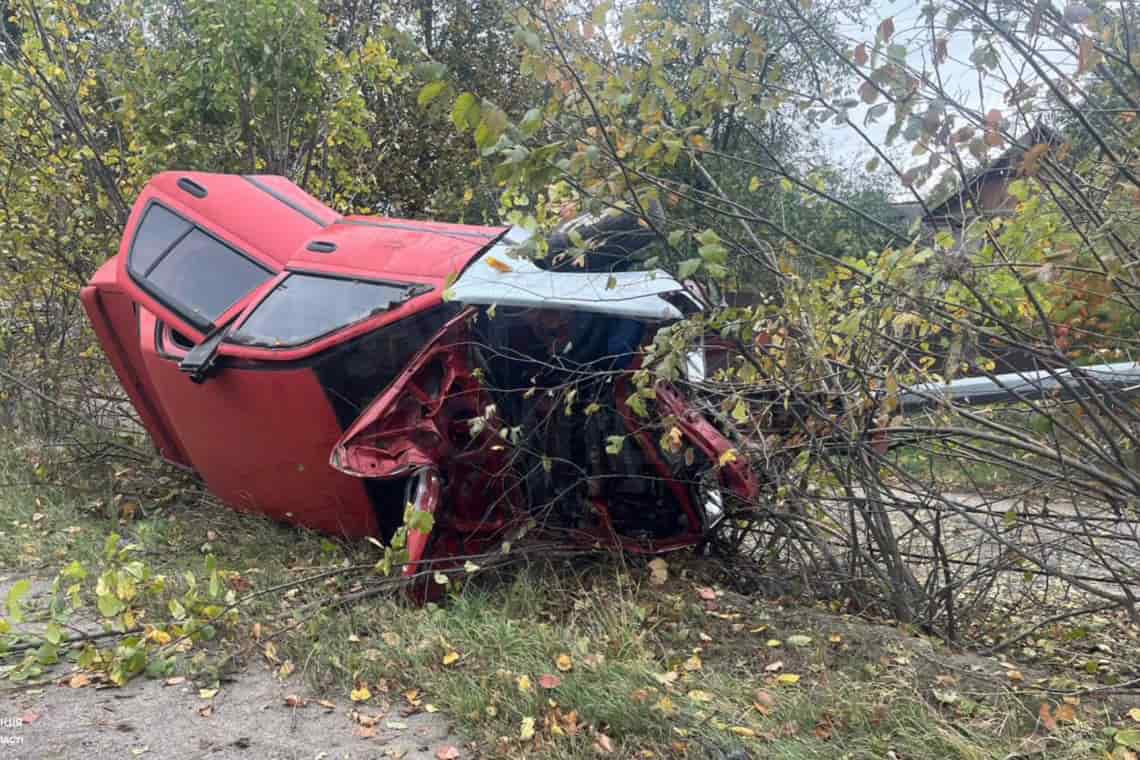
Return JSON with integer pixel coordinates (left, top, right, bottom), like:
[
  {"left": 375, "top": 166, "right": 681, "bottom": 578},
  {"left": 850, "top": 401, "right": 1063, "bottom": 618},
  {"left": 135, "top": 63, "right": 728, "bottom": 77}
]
[
  {"left": 231, "top": 273, "right": 422, "bottom": 347},
  {"left": 129, "top": 204, "right": 192, "bottom": 275},
  {"left": 128, "top": 203, "right": 273, "bottom": 325}
]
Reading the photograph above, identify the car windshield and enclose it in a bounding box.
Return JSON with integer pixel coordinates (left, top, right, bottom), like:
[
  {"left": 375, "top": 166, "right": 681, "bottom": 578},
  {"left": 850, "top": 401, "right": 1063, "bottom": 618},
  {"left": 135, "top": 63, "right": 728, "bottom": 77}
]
[{"left": 230, "top": 273, "right": 424, "bottom": 347}]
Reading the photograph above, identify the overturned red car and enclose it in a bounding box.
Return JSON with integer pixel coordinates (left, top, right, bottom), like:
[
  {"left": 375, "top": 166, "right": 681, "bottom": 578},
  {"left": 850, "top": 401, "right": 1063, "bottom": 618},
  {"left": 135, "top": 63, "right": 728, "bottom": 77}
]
[{"left": 82, "top": 172, "right": 756, "bottom": 577}]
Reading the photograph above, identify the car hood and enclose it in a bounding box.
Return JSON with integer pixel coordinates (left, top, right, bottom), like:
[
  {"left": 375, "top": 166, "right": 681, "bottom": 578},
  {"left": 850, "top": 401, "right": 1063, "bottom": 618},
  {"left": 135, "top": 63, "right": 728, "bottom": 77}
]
[{"left": 450, "top": 227, "right": 697, "bottom": 321}]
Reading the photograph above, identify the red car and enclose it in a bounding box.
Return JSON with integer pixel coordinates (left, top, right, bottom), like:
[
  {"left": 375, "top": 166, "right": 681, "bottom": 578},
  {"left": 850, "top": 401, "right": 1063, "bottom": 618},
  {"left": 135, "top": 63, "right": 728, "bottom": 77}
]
[{"left": 83, "top": 172, "right": 756, "bottom": 577}]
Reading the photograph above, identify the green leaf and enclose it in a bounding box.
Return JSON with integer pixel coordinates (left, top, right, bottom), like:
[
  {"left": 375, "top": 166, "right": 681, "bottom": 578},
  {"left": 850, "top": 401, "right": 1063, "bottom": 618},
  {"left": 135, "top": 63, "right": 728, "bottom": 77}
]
[
  {"left": 417, "top": 80, "right": 447, "bottom": 107},
  {"left": 519, "top": 108, "right": 543, "bottom": 136},
  {"left": 451, "top": 92, "right": 479, "bottom": 131},
  {"left": 698, "top": 242, "right": 727, "bottom": 265},
  {"left": 1117, "top": 730, "right": 1140, "bottom": 750},
  {"left": 731, "top": 400, "right": 749, "bottom": 422},
  {"left": 97, "top": 593, "right": 125, "bottom": 618},
  {"left": 605, "top": 436, "right": 625, "bottom": 455},
  {"left": 748, "top": 176, "right": 760, "bottom": 192},
  {"left": 677, "top": 258, "right": 702, "bottom": 279},
  {"left": 6, "top": 579, "right": 30, "bottom": 623},
  {"left": 406, "top": 510, "right": 435, "bottom": 534}
]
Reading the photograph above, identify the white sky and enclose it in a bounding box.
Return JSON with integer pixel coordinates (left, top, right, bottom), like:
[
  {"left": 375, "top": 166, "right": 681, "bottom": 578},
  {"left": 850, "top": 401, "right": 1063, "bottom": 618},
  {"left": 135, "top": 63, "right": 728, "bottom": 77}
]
[{"left": 822, "top": 0, "right": 1080, "bottom": 198}]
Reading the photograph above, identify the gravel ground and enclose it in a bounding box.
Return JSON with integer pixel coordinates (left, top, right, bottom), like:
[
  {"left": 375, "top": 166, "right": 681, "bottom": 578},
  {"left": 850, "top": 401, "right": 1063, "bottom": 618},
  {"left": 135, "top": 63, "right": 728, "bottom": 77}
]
[
  {"left": 1, "top": 668, "right": 458, "bottom": 760},
  {"left": 0, "top": 576, "right": 462, "bottom": 760}
]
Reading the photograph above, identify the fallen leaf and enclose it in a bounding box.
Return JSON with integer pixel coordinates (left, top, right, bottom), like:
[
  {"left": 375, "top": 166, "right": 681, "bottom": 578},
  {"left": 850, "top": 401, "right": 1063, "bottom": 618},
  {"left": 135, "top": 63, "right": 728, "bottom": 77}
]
[
  {"left": 317, "top": 699, "right": 336, "bottom": 710},
  {"left": 436, "top": 747, "right": 460, "bottom": 760},
  {"left": 442, "top": 651, "right": 460, "bottom": 666},
  {"left": 647, "top": 558, "right": 668, "bottom": 586},
  {"left": 828, "top": 633, "right": 842, "bottom": 645},
  {"left": 520, "top": 716, "right": 536, "bottom": 741},
  {"left": 687, "top": 689, "right": 715, "bottom": 703},
  {"left": 730, "top": 726, "right": 756, "bottom": 737},
  {"left": 555, "top": 654, "right": 573, "bottom": 672},
  {"left": 539, "top": 674, "right": 562, "bottom": 689},
  {"left": 764, "top": 660, "right": 784, "bottom": 673},
  {"left": 163, "top": 676, "right": 186, "bottom": 687},
  {"left": 787, "top": 635, "right": 812, "bottom": 648},
  {"left": 197, "top": 705, "right": 213, "bottom": 718},
  {"left": 486, "top": 257, "right": 513, "bottom": 273},
  {"left": 654, "top": 671, "right": 679, "bottom": 684},
  {"left": 776, "top": 674, "right": 801, "bottom": 686},
  {"left": 517, "top": 675, "right": 532, "bottom": 693},
  {"left": 285, "top": 695, "right": 307, "bottom": 708},
  {"left": 594, "top": 733, "right": 614, "bottom": 753},
  {"left": 1039, "top": 702, "right": 1057, "bottom": 732},
  {"left": 21, "top": 712, "right": 39, "bottom": 725},
  {"left": 683, "top": 655, "right": 702, "bottom": 672},
  {"left": 766, "top": 639, "right": 782, "bottom": 648},
  {"left": 198, "top": 688, "right": 218, "bottom": 700},
  {"left": 68, "top": 673, "right": 92, "bottom": 688},
  {"left": 1130, "top": 707, "right": 1140, "bottom": 723},
  {"left": 350, "top": 686, "right": 372, "bottom": 702},
  {"left": 932, "top": 689, "right": 960, "bottom": 705},
  {"left": 697, "top": 587, "right": 717, "bottom": 601},
  {"left": 1007, "top": 670, "right": 1024, "bottom": 683},
  {"left": 1055, "top": 702, "right": 1076, "bottom": 722}
]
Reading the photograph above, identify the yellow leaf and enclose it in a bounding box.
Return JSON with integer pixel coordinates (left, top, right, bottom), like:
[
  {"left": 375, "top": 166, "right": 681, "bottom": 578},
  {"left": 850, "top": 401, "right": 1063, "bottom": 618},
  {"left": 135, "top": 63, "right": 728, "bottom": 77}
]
[
  {"left": 776, "top": 674, "right": 800, "bottom": 686},
  {"left": 520, "top": 716, "right": 536, "bottom": 740},
  {"left": 1007, "top": 670, "right": 1024, "bottom": 683},
  {"left": 1129, "top": 707, "right": 1140, "bottom": 723},
  {"left": 683, "top": 655, "right": 702, "bottom": 672},
  {"left": 350, "top": 686, "right": 372, "bottom": 702},
  {"left": 443, "top": 651, "right": 461, "bottom": 666},
  {"left": 647, "top": 557, "right": 668, "bottom": 586},
  {"left": 555, "top": 654, "right": 573, "bottom": 672},
  {"left": 198, "top": 688, "right": 218, "bottom": 699},
  {"left": 687, "top": 690, "right": 715, "bottom": 702},
  {"left": 717, "top": 448, "right": 738, "bottom": 467},
  {"left": 766, "top": 639, "right": 782, "bottom": 648},
  {"left": 486, "top": 257, "right": 513, "bottom": 273},
  {"left": 730, "top": 726, "right": 756, "bottom": 737},
  {"left": 517, "top": 675, "right": 532, "bottom": 693}
]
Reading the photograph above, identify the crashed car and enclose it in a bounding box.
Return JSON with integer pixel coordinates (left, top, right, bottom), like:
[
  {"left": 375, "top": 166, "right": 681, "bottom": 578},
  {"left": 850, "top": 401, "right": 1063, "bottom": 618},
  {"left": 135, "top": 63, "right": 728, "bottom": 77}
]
[{"left": 82, "top": 172, "right": 757, "bottom": 577}]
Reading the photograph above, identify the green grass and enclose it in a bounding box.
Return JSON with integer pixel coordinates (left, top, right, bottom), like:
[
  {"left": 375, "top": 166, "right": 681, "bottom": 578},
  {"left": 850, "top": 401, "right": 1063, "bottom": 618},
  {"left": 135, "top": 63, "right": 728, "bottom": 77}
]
[{"left": 0, "top": 436, "right": 1127, "bottom": 758}]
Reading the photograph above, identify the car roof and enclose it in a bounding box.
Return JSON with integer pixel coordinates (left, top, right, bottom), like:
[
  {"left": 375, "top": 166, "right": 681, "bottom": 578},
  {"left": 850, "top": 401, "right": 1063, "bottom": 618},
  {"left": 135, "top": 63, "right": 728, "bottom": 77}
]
[{"left": 143, "top": 172, "right": 505, "bottom": 282}]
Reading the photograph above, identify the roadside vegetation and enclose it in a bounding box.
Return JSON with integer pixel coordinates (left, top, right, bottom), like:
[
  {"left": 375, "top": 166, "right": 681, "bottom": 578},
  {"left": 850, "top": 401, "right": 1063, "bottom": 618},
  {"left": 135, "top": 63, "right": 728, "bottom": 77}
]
[{"left": 1, "top": 439, "right": 1137, "bottom": 757}]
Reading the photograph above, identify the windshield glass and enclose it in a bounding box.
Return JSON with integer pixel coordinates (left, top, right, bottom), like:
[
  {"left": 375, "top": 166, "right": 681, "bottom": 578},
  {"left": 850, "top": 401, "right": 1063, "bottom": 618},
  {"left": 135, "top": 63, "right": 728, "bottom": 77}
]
[{"left": 230, "top": 273, "right": 425, "bottom": 347}]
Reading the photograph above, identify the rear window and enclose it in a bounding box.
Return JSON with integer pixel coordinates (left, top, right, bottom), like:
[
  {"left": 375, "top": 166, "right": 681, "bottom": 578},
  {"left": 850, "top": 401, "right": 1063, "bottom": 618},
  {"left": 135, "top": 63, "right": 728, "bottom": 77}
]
[
  {"left": 128, "top": 203, "right": 273, "bottom": 326},
  {"left": 230, "top": 273, "right": 425, "bottom": 347}
]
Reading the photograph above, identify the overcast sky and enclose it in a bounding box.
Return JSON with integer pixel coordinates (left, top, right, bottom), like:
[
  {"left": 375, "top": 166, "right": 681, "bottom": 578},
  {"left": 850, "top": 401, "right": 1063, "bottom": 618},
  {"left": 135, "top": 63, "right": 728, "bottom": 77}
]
[{"left": 820, "top": 0, "right": 1077, "bottom": 198}]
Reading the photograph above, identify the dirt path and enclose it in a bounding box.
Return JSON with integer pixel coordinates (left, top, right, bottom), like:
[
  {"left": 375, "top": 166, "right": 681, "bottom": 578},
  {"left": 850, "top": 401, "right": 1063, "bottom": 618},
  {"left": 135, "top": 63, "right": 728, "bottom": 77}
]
[
  {"left": 1, "top": 669, "right": 459, "bottom": 759},
  {"left": 0, "top": 576, "right": 463, "bottom": 760}
]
